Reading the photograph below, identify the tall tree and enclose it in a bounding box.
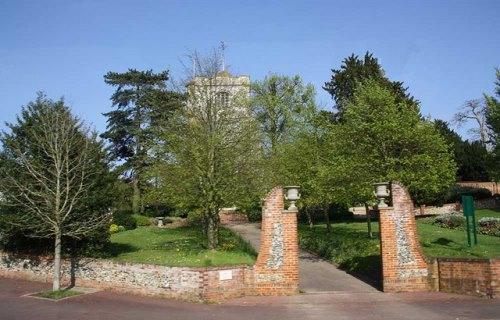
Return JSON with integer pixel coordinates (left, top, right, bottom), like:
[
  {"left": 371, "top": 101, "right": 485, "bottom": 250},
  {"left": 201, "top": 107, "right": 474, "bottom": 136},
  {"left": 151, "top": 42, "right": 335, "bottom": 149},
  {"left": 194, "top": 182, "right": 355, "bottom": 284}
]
[
  {"left": 252, "top": 74, "right": 316, "bottom": 155},
  {"left": 0, "top": 93, "right": 113, "bottom": 291},
  {"left": 101, "top": 69, "right": 182, "bottom": 214},
  {"left": 434, "top": 119, "right": 492, "bottom": 181},
  {"left": 485, "top": 68, "right": 500, "bottom": 180},
  {"left": 323, "top": 52, "right": 417, "bottom": 121},
  {"left": 322, "top": 81, "right": 455, "bottom": 207},
  {"left": 157, "top": 60, "right": 264, "bottom": 249},
  {"left": 453, "top": 99, "right": 493, "bottom": 149}
]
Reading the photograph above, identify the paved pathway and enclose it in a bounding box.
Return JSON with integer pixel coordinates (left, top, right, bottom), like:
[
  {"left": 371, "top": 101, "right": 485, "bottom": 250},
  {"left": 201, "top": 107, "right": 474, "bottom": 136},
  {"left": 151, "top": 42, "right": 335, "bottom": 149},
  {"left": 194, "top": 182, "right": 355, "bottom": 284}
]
[
  {"left": 227, "top": 223, "right": 378, "bottom": 293},
  {"left": 1, "top": 277, "right": 499, "bottom": 320}
]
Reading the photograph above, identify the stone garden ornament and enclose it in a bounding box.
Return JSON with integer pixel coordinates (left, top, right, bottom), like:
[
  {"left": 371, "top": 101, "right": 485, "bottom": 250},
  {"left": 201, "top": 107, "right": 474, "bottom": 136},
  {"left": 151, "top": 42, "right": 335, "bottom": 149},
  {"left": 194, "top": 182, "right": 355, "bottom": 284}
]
[
  {"left": 284, "top": 186, "right": 301, "bottom": 210},
  {"left": 373, "top": 182, "right": 391, "bottom": 208}
]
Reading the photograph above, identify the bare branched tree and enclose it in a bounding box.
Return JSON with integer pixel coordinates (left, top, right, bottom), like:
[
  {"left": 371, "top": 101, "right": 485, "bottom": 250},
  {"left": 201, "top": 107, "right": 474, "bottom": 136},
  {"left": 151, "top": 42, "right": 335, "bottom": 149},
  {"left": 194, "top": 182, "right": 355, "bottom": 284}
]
[
  {"left": 453, "top": 99, "right": 493, "bottom": 149},
  {"left": 0, "top": 94, "right": 111, "bottom": 291}
]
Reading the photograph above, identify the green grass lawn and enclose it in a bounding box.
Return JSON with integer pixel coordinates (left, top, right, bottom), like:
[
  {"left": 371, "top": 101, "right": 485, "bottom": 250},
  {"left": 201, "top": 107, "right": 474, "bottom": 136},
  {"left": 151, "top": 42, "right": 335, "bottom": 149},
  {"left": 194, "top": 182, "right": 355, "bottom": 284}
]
[
  {"left": 417, "top": 208, "right": 500, "bottom": 258},
  {"left": 103, "top": 226, "right": 256, "bottom": 267},
  {"left": 33, "top": 289, "right": 83, "bottom": 300},
  {"left": 298, "top": 209, "right": 500, "bottom": 281}
]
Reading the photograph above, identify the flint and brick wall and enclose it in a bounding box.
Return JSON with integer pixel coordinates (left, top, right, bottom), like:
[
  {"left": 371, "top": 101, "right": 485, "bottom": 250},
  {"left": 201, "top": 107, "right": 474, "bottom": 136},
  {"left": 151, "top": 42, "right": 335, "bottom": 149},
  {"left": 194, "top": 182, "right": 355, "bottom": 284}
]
[
  {"left": 0, "top": 251, "right": 251, "bottom": 302},
  {"left": 252, "top": 187, "right": 299, "bottom": 296},
  {"left": 379, "top": 182, "right": 432, "bottom": 292},
  {"left": 0, "top": 187, "right": 299, "bottom": 302}
]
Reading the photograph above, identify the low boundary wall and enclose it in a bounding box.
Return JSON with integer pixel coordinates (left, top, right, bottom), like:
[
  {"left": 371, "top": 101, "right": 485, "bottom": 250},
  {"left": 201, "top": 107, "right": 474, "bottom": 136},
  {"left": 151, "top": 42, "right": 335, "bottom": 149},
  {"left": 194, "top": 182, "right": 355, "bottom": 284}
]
[
  {"left": 430, "top": 257, "right": 500, "bottom": 298},
  {"left": 0, "top": 187, "right": 299, "bottom": 302},
  {"left": 0, "top": 252, "right": 251, "bottom": 302}
]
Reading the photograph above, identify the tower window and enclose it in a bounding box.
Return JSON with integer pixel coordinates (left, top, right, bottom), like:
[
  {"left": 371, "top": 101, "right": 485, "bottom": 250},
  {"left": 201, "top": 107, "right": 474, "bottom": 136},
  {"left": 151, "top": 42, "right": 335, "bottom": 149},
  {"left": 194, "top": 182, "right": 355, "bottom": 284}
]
[{"left": 216, "top": 91, "right": 230, "bottom": 108}]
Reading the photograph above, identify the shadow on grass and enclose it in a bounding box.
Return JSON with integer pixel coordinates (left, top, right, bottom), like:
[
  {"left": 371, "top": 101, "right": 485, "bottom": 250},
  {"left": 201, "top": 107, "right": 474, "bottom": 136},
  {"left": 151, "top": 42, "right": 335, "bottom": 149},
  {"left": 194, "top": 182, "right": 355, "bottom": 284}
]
[
  {"left": 100, "top": 243, "right": 138, "bottom": 257},
  {"left": 432, "top": 237, "right": 455, "bottom": 246}
]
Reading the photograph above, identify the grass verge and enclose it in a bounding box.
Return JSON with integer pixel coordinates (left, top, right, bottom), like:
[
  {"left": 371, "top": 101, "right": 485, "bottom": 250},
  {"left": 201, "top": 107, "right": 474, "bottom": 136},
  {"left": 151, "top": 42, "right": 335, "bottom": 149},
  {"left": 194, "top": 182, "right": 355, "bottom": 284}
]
[
  {"left": 102, "top": 225, "right": 257, "bottom": 267},
  {"left": 33, "top": 289, "right": 83, "bottom": 300}
]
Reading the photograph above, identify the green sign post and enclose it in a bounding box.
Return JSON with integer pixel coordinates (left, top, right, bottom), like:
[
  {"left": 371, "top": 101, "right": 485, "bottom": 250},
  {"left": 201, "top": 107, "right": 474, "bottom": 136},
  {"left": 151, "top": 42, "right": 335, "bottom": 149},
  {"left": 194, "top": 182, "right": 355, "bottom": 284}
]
[{"left": 462, "top": 195, "right": 478, "bottom": 246}]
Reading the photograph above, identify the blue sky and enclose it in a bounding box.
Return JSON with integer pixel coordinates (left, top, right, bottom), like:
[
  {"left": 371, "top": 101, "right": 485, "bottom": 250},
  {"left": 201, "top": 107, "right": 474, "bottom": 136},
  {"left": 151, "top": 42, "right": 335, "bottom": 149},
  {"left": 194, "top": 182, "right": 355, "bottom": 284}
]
[{"left": 1, "top": 0, "right": 499, "bottom": 138}]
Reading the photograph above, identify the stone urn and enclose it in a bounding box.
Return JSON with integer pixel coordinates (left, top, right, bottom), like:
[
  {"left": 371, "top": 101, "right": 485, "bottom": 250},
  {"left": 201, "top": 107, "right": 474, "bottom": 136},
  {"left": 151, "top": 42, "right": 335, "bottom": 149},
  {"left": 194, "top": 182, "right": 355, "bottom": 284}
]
[
  {"left": 284, "top": 186, "right": 301, "bottom": 210},
  {"left": 373, "top": 182, "right": 390, "bottom": 208}
]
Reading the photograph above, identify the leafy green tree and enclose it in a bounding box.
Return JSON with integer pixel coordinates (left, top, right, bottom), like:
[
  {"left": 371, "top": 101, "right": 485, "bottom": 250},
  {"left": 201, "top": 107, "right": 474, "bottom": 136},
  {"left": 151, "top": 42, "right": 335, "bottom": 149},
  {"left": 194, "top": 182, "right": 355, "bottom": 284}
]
[
  {"left": 323, "top": 52, "right": 417, "bottom": 121},
  {"left": 101, "top": 69, "right": 183, "bottom": 214},
  {"left": 322, "top": 81, "right": 455, "bottom": 208},
  {"left": 0, "top": 93, "right": 114, "bottom": 291},
  {"left": 485, "top": 68, "right": 500, "bottom": 180},
  {"left": 157, "top": 69, "right": 264, "bottom": 249},
  {"left": 252, "top": 74, "right": 316, "bottom": 154},
  {"left": 282, "top": 109, "right": 336, "bottom": 232}
]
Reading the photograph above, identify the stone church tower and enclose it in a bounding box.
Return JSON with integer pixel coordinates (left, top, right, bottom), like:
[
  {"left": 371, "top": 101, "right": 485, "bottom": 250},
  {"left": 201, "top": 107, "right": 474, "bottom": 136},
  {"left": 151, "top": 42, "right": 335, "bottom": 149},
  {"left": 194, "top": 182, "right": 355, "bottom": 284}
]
[{"left": 186, "top": 71, "right": 250, "bottom": 111}]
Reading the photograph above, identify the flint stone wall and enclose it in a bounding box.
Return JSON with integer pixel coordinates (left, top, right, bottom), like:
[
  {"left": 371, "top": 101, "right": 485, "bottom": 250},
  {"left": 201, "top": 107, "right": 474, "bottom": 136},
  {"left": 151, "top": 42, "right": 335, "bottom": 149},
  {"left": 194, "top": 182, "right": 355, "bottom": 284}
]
[
  {"left": 0, "top": 251, "right": 251, "bottom": 302},
  {"left": 0, "top": 187, "right": 299, "bottom": 301}
]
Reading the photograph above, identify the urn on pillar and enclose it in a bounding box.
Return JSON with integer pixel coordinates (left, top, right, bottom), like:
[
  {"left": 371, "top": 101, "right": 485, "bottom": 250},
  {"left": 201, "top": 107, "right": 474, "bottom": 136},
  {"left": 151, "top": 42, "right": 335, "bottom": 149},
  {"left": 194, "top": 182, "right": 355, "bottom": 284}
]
[
  {"left": 373, "top": 182, "right": 390, "bottom": 208},
  {"left": 284, "top": 186, "right": 301, "bottom": 210}
]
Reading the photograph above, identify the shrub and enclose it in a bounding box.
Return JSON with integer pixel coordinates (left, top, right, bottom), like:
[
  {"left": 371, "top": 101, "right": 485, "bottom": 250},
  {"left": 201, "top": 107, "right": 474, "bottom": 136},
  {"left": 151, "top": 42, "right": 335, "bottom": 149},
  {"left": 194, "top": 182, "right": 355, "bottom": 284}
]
[
  {"left": 132, "top": 214, "right": 152, "bottom": 226},
  {"left": 187, "top": 209, "right": 204, "bottom": 226},
  {"left": 478, "top": 217, "right": 500, "bottom": 237},
  {"left": 447, "top": 186, "right": 492, "bottom": 202},
  {"left": 433, "top": 214, "right": 465, "bottom": 229},
  {"left": 112, "top": 210, "right": 137, "bottom": 230},
  {"left": 246, "top": 207, "right": 262, "bottom": 222},
  {"left": 329, "top": 203, "right": 353, "bottom": 221},
  {"left": 109, "top": 224, "right": 119, "bottom": 233}
]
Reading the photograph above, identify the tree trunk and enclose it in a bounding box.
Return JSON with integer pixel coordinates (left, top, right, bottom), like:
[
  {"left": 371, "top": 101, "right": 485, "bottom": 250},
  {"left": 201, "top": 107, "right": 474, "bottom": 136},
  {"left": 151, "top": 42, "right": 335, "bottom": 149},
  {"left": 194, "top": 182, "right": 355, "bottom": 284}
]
[
  {"left": 207, "top": 208, "right": 219, "bottom": 250},
  {"left": 305, "top": 207, "right": 314, "bottom": 229},
  {"left": 132, "top": 178, "right": 141, "bottom": 215},
  {"left": 53, "top": 231, "right": 62, "bottom": 291},
  {"left": 365, "top": 203, "right": 373, "bottom": 239},
  {"left": 323, "top": 206, "right": 332, "bottom": 233}
]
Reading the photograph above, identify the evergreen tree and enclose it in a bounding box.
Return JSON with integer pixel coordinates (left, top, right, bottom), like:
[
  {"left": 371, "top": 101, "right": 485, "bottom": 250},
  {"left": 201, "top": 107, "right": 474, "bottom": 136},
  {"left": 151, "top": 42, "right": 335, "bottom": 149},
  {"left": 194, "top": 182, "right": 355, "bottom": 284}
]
[
  {"left": 101, "top": 69, "right": 183, "bottom": 214},
  {"left": 0, "top": 93, "right": 114, "bottom": 291},
  {"left": 323, "top": 52, "right": 417, "bottom": 121}
]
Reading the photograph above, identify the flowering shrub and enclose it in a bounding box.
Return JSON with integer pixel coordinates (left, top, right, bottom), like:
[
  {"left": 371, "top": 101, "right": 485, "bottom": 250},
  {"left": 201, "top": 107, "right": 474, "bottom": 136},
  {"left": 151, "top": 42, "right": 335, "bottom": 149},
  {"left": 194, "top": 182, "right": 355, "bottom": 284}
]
[
  {"left": 109, "top": 224, "right": 119, "bottom": 233},
  {"left": 433, "top": 214, "right": 465, "bottom": 229},
  {"left": 478, "top": 217, "right": 500, "bottom": 237},
  {"left": 221, "top": 241, "right": 236, "bottom": 251}
]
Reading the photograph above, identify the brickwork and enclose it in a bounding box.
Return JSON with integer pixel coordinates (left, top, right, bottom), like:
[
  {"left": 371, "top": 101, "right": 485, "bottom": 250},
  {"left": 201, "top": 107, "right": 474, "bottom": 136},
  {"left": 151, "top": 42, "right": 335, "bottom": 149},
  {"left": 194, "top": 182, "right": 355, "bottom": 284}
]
[
  {"left": 0, "top": 251, "right": 253, "bottom": 302},
  {"left": 458, "top": 181, "right": 500, "bottom": 195},
  {"left": 219, "top": 208, "right": 249, "bottom": 224},
  {"left": 0, "top": 186, "right": 300, "bottom": 302},
  {"left": 432, "top": 258, "right": 500, "bottom": 298},
  {"left": 379, "top": 182, "right": 432, "bottom": 292},
  {"left": 252, "top": 186, "right": 299, "bottom": 295}
]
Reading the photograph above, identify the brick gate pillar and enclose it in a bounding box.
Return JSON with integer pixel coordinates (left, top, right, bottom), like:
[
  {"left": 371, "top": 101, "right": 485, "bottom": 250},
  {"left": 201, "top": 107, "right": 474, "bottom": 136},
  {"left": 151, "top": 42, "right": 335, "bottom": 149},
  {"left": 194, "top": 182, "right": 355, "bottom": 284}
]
[
  {"left": 252, "top": 187, "right": 299, "bottom": 295},
  {"left": 379, "top": 182, "right": 431, "bottom": 292}
]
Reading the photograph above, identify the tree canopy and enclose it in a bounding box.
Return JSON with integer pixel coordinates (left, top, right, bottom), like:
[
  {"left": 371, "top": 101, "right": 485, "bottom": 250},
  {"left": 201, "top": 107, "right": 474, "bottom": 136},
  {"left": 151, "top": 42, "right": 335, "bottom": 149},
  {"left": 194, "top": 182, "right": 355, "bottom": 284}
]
[
  {"left": 0, "top": 93, "right": 114, "bottom": 290},
  {"left": 323, "top": 52, "right": 417, "bottom": 121},
  {"left": 322, "top": 81, "right": 455, "bottom": 205},
  {"left": 101, "top": 69, "right": 183, "bottom": 214}
]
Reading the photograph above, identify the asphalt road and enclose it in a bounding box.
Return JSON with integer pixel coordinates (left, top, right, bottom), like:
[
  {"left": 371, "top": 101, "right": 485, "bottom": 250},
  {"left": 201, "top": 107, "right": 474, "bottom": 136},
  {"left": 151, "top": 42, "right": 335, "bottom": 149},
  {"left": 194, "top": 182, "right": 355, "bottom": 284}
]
[{"left": 1, "top": 278, "right": 499, "bottom": 320}]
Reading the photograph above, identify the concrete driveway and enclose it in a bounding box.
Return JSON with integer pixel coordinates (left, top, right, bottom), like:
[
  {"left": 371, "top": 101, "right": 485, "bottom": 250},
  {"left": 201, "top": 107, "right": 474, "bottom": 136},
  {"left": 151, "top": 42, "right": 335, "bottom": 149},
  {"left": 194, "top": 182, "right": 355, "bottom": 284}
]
[
  {"left": 1, "top": 277, "right": 499, "bottom": 320},
  {"left": 227, "top": 223, "right": 378, "bottom": 293}
]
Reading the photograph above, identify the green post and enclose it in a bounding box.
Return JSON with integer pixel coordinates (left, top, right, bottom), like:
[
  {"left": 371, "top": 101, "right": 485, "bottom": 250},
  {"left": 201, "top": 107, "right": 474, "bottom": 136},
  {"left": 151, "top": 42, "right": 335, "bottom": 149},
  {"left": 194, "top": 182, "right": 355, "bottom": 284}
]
[
  {"left": 472, "top": 206, "right": 478, "bottom": 245},
  {"left": 462, "top": 196, "right": 477, "bottom": 246}
]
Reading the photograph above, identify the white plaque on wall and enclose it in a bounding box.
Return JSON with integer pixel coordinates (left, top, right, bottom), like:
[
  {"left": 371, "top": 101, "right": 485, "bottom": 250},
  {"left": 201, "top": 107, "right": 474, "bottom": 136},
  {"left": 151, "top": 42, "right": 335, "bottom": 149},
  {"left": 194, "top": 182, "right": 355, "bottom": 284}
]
[{"left": 219, "top": 270, "right": 233, "bottom": 281}]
